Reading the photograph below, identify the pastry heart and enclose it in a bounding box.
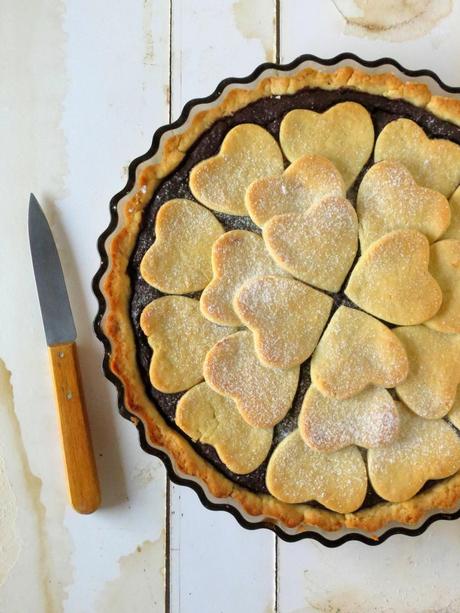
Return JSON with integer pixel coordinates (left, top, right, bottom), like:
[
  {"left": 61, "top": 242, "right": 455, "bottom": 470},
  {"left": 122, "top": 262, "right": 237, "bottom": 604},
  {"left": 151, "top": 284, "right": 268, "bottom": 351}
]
[
  {"left": 368, "top": 402, "right": 460, "bottom": 502},
  {"left": 394, "top": 325, "right": 460, "bottom": 419},
  {"left": 140, "top": 199, "right": 224, "bottom": 293},
  {"left": 346, "top": 229, "right": 442, "bottom": 325},
  {"left": 233, "top": 275, "right": 332, "bottom": 368},
  {"left": 176, "top": 383, "right": 273, "bottom": 474},
  {"left": 266, "top": 430, "right": 367, "bottom": 513},
  {"left": 426, "top": 239, "right": 460, "bottom": 333},
  {"left": 263, "top": 197, "right": 358, "bottom": 292},
  {"left": 357, "top": 160, "right": 451, "bottom": 251},
  {"left": 374, "top": 118, "right": 460, "bottom": 197},
  {"left": 245, "top": 154, "right": 345, "bottom": 227},
  {"left": 311, "top": 306, "right": 409, "bottom": 399},
  {"left": 140, "top": 296, "right": 232, "bottom": 393},
  {"left": 203, "top": 330, "right": 299, "bottom": 428},
  {"left": 189, "top": 123, "right": 284, "bottom": 216},
  {"left": 200, "top": 230, "right": 287, "bottom": 326},
  {"left": 299, "top": 385, "right": 400, "bottom": 452},
  {"left": 279, "top": 102, "right": 374, "bottom": 189}
]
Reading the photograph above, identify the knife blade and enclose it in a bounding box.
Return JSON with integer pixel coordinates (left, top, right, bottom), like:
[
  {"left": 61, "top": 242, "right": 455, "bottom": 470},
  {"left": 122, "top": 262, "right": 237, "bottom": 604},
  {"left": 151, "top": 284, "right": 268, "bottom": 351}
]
[
  {"left": 29, "top": 194, "right": 100, "bottom": 514},
  {"left": 28, "top": 194, "right": 77, "bottom": 345}
]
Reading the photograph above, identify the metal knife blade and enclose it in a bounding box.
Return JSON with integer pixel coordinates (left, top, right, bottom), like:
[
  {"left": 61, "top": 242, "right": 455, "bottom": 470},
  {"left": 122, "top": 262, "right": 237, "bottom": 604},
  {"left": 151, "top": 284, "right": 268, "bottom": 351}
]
[{"left": 28, "top": 194, "right": 77, "bottom": 346}]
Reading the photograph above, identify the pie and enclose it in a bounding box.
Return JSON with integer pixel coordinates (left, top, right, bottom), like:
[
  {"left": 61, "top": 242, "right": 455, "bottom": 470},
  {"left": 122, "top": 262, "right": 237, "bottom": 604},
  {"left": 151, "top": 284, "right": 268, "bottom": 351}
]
[{"left": 99, "top": 64, "right": 460, "bottom": 534}]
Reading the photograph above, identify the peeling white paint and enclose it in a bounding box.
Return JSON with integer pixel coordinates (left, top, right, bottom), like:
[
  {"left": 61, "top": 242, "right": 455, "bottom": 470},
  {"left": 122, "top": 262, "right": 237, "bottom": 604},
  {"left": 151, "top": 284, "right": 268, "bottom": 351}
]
[
  {"left": 143, "top": 0, "right": 155, "bottom": 66},
  {"left": 131, "top": 461, "right": 162, "bottom": 488}
]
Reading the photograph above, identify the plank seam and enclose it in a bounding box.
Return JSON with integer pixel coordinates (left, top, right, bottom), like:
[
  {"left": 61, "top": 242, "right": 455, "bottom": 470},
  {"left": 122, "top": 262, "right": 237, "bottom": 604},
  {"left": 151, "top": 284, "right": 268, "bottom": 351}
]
[
  {"left": 165, "top": 1, "right": 173, "bottom": 612},
  {"left": 275, "top": 0, "right": 280, "bottom": 63},
  {"left": 274, "top": 535, "right": 279, "bottom": 612},
  {"left": 274, "top": 1, "right": 280, "bottom": 609}
]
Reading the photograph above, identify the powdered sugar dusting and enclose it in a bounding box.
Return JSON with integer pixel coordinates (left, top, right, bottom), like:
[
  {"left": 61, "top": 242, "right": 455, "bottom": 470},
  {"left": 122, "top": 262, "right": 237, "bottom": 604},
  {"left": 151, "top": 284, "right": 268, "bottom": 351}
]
[
  {"left": 368, "top": 403, "right": 460, "bottom": 501},
  {"left": 300, "top": 385, "right": 400, "bottom": 452},
  {"left": 234, "top": 275, "right": 332, "bottom": 368},
  {"left": 266, "top": 430, "right": 368, "bottom": 512},
  {"left": 311, "top": 306, "right": 409, "bottom": 399},
  {"left": 263, "top": 197, "right": 358, "bottom": 292},
  {"left": 246, "top": 154, "right": 345, "bottom": 226},
  {"left": 357, "top": 160, "right": 450, "bottom": 250},
  {"left": 204, "top": 330, "right": 299, "bottom": 428},
  {"left": 176, "top": 382, "right": 272, "bottom": 474}
]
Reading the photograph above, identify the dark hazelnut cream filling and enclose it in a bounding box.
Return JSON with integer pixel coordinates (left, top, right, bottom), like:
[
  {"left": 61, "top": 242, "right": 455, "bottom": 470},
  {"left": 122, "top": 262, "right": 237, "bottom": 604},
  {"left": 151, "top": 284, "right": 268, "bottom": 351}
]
[{"left": 129, "top": 87, "right": 460, "bottom": 509}]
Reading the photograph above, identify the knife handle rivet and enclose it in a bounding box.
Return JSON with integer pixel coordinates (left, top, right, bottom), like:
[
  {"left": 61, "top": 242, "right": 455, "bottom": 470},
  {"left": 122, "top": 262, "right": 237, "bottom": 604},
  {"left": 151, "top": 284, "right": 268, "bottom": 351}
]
[
  {"left": 66, "top": 391, "right": 73, "bottom": 400},
  {"left": 58, "top": 351, "right": 65, "bottom": 359}
]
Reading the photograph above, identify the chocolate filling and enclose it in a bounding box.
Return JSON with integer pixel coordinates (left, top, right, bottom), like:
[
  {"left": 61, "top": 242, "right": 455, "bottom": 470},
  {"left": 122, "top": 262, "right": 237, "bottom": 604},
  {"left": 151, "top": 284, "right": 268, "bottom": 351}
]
[{"left": 128, "top": 87, "right": 460, "bottom": 508}]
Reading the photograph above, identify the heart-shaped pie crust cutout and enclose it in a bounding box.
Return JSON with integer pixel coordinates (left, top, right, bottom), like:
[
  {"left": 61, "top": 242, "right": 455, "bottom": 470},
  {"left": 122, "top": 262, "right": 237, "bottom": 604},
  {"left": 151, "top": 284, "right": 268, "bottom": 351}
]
[
  {"left": 394, "top": 325, "right": 460, "bottom": 419},
  {"left": 368, "top": 402, "right": 460, "bottom": 502},
  {"left": 299, "top": 385, "right": 400, "bottom": 452},
  {"left": 311, "top": 306, "right": 409, "bottom": 399},
  {"left": 200, "top": 230, "right": 287, "bottom": 326},
  {"left": 140, "top": 199, "right": 224, "bottom": 293},
  {"left": 346, "top": 229, "right": 442, "bottom": 325},
  {"left": 140, "top": 296, "right": 232, "bottom": 393},
  {"left": 426, "top": 239, "right": 460, "bottom": 333},
  {"left": 443, "top": 186, "right": 460, "bottom": 240},
  {"left": 279, "top": 102, "right": 374, "bottom": 189},
  {"left": 266, "top": 430, "right": 367, "bottom": 512},
  {"left": 203, "top": 330, "right": 299, "bottom": 428},
  {"left": 233, "top": 275, "right": 332, "bottom": 368},
  {"left": 357, "top": 160, "right": 451, "bottom": 251},
  {"left": 176, "top": 382, "right": 273, "bottom": 474},
  {"left": 263, "top": 197, "right": 358, "bottom": 292},
  {"left": 189, "top": 124, "right": 284, "bottom": 216},
  {"left": 374, "top": 118, "right": 460, "bottom": 197},
  {"left": 245, "top": 154, "right": 345, "bottom": 227}
]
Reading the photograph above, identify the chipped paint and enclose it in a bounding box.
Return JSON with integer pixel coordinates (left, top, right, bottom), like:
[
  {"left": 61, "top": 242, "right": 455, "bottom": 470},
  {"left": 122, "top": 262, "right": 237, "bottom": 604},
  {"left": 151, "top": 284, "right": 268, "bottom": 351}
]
[
  {"left": 232, "top": 0, "right": 274, "bottom": 61},
  {"left": 132, "top": 461, "right": 162, "bottom": 488},
  {"left": 333, "top": 0, "right": 452, "bottom": 41},
  {"left": 95, "top": 533, "right": 165, "bottom": 613},
  {"left": 143, "top": 0, "right": 155, "bottom": 65}
]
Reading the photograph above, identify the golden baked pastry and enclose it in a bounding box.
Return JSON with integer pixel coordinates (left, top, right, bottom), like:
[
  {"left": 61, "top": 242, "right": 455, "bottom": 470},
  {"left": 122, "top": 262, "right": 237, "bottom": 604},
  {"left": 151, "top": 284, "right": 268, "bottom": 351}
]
[{"left": 100, "top": 64, "right": 460, "bottom": 535}]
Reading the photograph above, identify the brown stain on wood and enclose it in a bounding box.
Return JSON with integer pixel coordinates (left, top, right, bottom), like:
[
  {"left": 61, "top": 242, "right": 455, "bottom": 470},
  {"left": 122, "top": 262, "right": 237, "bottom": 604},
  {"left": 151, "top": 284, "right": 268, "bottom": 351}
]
[
  {"left": 232, "top": 0, "right": 275, "bottom": 62},
  {"left": 0, "top": 361, "right": 56, "bottom": 611},
  {"left": 95, "top": 533, "right": 166, "bottom": 613},
  {"left": 333, "top": 0, "right": 452, "bottom": 41}
]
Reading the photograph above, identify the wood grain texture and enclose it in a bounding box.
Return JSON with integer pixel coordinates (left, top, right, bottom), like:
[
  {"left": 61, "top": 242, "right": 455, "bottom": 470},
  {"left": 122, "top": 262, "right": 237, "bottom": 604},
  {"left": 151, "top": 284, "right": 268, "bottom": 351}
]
[{"left": 49, "top": 342, "right": 100, "bottom": 514}]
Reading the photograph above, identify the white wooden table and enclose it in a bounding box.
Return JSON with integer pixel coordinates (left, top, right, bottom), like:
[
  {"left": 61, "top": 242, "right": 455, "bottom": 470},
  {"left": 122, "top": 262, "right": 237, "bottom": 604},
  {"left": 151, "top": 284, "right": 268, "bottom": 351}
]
[{"left": 2, "top": 1, "right": 460, "bottom": 611}]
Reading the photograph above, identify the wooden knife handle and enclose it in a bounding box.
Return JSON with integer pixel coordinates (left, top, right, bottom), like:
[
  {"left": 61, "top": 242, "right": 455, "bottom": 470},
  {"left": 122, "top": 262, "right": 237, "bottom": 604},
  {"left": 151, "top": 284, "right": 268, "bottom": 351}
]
[{"left": 49, "top": 342, "right": 101, "bottom": 514}]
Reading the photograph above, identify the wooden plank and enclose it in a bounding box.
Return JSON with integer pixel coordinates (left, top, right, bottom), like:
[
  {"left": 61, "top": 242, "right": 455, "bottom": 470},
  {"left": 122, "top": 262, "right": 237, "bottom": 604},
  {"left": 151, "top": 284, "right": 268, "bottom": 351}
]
[
  {"left": 60, "top": 1, "right": 170, "bottom": 611},
  {"left": 170, "top": 487, "right": 276, "bottom": 613},
  {"left": 168, "top": 1, "right": 277, "bottom": 611},
  {"left": 277, "top": 3, "right": 460, "bottom": 612},
  {"left": 170, "top": 0, "right": 276, "bottom": 120}
]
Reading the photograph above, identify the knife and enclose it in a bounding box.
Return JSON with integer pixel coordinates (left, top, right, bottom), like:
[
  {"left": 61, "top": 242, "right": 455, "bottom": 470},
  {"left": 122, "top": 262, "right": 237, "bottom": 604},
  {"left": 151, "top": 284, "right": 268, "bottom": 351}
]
[{"left": 28, "top": 194, "right": 100, "bottom": 514}]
